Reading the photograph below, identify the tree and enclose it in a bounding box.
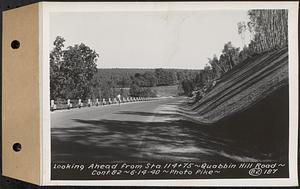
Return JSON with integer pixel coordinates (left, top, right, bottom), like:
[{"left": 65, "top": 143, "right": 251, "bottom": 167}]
[
  {"left": 50, "top": 36, "right": 99, "bottom": 100},
  {"left": 155, "top": 68, "right": 176, "bottom": 86},
  {"left": 143, "top": 71, "right": 158, "bottom": 87},
  {"left": 62, "top": 43, "right": 98, "bottom": 99},
  {"left": 237, "top": 21, "right": 247, "bottom": 47},
  {"left": 50, "top": 36, "right": 65, "bottom": 99},
  {"left": 221, "top": 42, "right": 240, "bottom": 70},
  {"left": 239, "top": 46, "right": 253, "bottom": 62},
  {"left": 129, "top": 83, "right": 156, "bottom": 97},
  {"left": 247, "top": 10, "right": 288, "bottom": 53},
  {"left": 194, "top": 71, "right": 205, "bottom": 88},
  {"left": 208, "top": 55, "right": 224, "bottom": 79},
  {"left": 132, "top": 73, "right": 147, "bottom": 87},
  {"left": 180, "top": 79, "right": 195, "bottom": 96},
  {"left": 203, "top": 64, "right": 214, "bottom": 86}
]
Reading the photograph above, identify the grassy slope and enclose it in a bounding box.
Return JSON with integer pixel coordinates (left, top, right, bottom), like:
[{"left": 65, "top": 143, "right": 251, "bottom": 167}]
[
  {"left": 192, "top": 47, "right": 288, "bottom": 123},
  {"left": 183, "top": 47, "right": 289, "bottom": 161}
]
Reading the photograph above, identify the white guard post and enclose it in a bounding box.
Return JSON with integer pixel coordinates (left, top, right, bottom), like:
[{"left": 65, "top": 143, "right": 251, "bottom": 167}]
[
  {"left": 113, "top": 98, "right": 118, "bottom": 104},
  {"left": 78, "top": 99, "right": 82, "bottom": 108},
  {"left": 50, "top": 100, "right": 56, "bottom": 111},
  {"left": 67, "top": 99, "right": 72, "bottom": 109}
]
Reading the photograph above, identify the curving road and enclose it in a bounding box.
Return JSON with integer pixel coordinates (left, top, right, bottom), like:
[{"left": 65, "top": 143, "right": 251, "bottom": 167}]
[{"left": 51, "top": 97, "right": 258, "bottom": 163}]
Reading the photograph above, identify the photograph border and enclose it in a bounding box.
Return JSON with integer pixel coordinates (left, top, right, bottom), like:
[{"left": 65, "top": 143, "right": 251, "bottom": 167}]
[{"left": 41, "top": 1, "right": 299, "bottom": 186}]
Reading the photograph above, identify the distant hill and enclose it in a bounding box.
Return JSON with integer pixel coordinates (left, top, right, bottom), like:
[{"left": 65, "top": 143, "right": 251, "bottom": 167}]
[
  {"left": 96, "top": 68, "right": 201, "bottom": 85},
  {"left": 93, "top": 68, "right": 201, "bottom": 99},
  {"left": 97, "top": 68, "right": 153, "bottom": 76}
]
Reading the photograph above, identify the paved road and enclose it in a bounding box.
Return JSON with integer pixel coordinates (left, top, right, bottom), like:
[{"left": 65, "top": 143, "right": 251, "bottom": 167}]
[{"left": 51, "top": 97, "right": 257, "bottom": 163}]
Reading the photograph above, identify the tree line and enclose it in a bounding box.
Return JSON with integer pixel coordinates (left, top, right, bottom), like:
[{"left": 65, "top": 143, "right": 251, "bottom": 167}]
[
  {"left": 91, "top": 68, "right": 199, "bottom": 99},
  {"left": 180, "top": 9, "right": 288, "bottom": 97},
  {"left": 50, "top": 38, "right": 200, "bottom": 100}
]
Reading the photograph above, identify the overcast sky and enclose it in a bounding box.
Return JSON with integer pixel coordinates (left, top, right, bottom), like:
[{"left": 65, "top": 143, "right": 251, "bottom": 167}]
[{"left": 50, "top": 10, "right": 251, "bottom": 69}]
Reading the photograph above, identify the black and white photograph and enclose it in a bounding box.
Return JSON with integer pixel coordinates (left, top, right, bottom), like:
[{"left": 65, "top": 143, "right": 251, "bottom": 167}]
[{"left": 45, "top": 2, "right": 298, "bottom": 185}]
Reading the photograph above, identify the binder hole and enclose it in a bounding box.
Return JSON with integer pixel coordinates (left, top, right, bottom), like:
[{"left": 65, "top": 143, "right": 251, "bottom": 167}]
[
  {"left": 13, "top": 143, "right": 22, "bottom": 152},
  {"left": 11, "top": 40, "right": 20, "bottom": 49}
]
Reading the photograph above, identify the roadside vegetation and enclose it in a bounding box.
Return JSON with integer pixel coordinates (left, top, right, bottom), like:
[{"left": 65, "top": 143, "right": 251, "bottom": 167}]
[
  {"left": 50, "top": 39, "right": 200, "bottom": 101},
  {"left": 50, "top": 10, "right": 288, "bottom": 105},
  {"left": 180, "top": 10, "right": 288, "bottom": 99}
]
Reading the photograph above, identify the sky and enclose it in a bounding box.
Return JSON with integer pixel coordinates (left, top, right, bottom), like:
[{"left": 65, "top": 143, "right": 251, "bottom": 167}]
[{"left": 50, "top": 10, "right": 251, "bottom": 69}]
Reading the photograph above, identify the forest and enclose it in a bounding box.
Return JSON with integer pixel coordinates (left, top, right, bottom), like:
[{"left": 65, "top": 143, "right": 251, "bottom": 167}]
[
  {"left": 50, "top": 40, "right": 200, "bottom": 101},
  {"left": 50, "top": 9, "right": 288, "bottom": 101}
]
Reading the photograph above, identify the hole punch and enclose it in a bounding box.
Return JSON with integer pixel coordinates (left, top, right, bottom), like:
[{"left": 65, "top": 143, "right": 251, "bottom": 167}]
[
  {"left": 11, "top": 40, "right": 20, "bottom": 49},
  {"left": 13, "top": 143, "right": 22, "bottom": 152}
]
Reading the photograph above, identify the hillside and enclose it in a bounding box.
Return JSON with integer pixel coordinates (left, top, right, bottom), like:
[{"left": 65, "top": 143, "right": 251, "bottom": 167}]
[
  {"left": 188, "top": 47, "right": 288, "bottom": 123},
  {"left": 96, "top": 68, "right": 201, "bottom": 83},
  {"left": 179, "top": 47, "right": 289, "bottom": 160}
]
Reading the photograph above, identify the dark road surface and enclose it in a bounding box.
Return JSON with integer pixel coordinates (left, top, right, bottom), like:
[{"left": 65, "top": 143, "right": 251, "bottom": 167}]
[{"left": 51, "top": 97, "right": 258, "bottom": 163}]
